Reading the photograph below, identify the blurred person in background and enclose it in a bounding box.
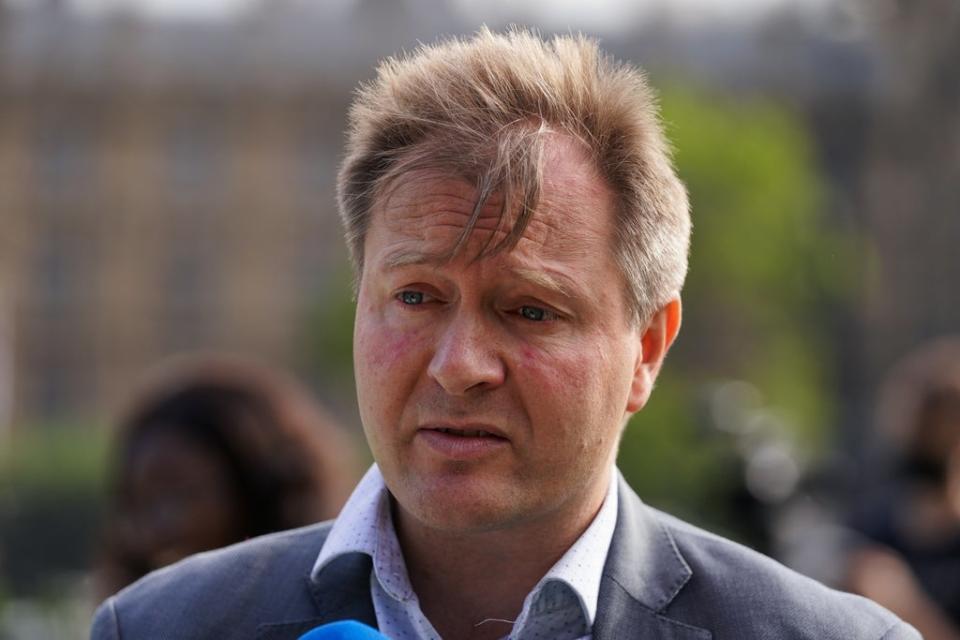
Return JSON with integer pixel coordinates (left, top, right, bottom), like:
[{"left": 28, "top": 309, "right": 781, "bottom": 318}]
[
  {"left": 94, "top": 353, "right": 358, "bottom": 600},
  {"left": 847, "top": 337, "right": 960, "bottom": 640}
]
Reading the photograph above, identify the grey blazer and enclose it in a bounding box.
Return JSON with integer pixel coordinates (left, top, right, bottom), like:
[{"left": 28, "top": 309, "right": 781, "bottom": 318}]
[{"left": 91, "top": 476, "right": 920, "bottom": 639}]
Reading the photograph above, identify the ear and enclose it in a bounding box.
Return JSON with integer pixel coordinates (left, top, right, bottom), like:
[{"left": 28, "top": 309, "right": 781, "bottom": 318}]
[{"left": 626, "top": 297, "right": 682, "bottom": 413}]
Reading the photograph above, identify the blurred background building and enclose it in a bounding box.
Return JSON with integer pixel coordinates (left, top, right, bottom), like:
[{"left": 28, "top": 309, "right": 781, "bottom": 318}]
[
  {"left": 0, "top": 1, "right": 357, "bottom": 425},
  {"left": 0, "top": 0, "right": 957, "bottom": 637}
]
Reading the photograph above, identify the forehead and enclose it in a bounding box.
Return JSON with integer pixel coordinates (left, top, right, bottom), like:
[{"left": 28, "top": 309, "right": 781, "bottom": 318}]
[{"left": 369, "top": 137, "right": 616, "bottom": 266}]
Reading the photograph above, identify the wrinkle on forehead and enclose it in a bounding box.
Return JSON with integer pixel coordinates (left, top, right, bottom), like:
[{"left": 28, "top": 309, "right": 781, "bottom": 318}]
[
  {"left": 378, "top": 170, "right": 518, "bottom": 262},
  {"left": 373, "top": 137, "right": 613, "bottom": 266}
]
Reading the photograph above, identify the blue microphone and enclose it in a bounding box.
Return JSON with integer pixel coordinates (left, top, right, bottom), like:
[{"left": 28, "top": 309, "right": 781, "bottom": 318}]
[{"left": 298, "top": 620, "right": 389, "bottom": 640}]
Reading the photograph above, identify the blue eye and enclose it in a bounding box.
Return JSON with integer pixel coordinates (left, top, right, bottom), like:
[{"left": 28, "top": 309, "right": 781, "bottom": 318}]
[
  {"left": 398, "top": 291, "right": 424, "bottom": 305},
  {"left": 519, "top": 306, "right": 548, "bottom": 321}
]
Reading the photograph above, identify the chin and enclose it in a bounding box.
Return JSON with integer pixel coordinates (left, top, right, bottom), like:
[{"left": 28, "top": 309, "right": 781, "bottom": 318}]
[
  {"left": 415, "top": 503, "right": 520, "bottom": 535},
  {"left": 401, "top": 476, "right": 524, "bottom": 534}
]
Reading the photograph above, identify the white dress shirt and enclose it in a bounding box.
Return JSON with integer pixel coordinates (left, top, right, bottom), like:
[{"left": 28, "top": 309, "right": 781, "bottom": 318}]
[{"left": 312, "top": 464, "right": 619, "bottom": 640}]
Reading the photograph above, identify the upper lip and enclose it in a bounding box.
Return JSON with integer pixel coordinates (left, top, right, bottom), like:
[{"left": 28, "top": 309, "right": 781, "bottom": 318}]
[{"left": 418, "top": 422, "right": 509, "bottom": 440}]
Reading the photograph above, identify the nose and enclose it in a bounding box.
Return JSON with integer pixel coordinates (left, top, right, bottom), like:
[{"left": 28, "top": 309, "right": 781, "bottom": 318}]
[{"left": 427, "top": 313, "right": 505, "bottom": 395}]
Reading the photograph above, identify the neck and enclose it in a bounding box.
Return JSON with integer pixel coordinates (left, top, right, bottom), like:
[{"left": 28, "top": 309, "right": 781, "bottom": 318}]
[{"left": 393, "top": 476, "right": 610, "bottom": 640}]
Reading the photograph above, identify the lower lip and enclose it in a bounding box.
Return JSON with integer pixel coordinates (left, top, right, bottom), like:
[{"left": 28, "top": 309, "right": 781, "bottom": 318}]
[{"left": 416, "top": 429, "right": 509, "bottom": 460}]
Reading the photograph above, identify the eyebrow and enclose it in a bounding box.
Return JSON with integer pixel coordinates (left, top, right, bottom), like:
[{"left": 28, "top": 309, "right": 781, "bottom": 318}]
[
  {"left": 382, "top": 249, "right": 446, "bottom": 270},
  {"left": 381, "top": 249, "right": 577, "bottom": 300},
  {"left": 509, "top": 268, "right": 575, "bottom": 299}
]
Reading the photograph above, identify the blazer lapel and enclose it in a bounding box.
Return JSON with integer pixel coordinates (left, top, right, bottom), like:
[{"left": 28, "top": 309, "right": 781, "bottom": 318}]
[
  {"left": 593, "top": 474, "right": 711, "bottom": 640},
  {"left": 255, "top": 553, "right": 377, "bottom": 640}
]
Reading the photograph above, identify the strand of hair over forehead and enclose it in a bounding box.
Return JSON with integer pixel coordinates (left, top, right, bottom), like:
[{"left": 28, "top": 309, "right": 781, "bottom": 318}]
[
  {"left": 362, "top": 28, "right": 612, "bottom": 260},
  {"left": 368, "top": 29, "right": 612, "bottom": 251},
  {"left": 341, "top": 26, "right": 688, "bottom": 322}
]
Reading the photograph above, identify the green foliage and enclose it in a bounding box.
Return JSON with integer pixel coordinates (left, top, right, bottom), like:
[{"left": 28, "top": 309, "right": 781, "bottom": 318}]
[
  {"left": 618, "top": 86, "right": 855, "bottom": 534},
  {"left": 0, "top": 423, "right": 109, "bottom": 598},
  {"left": 299, "top": 268, "right": 357, "bottom": 391},
  {"left": 668, "top": 86, "right": 851, "bottom": 442},
  {"left": 620, "top": 377, "right": 729, "bottom": 512},
  {"left": 0, "top": 423, "right": 109, "bottom": 493}
]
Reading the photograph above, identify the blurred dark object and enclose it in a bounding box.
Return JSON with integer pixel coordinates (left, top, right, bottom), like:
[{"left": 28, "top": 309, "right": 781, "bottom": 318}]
[
  {"left": 690, "top": 380, "right": 806, "bottom": 554},
  {"left": 857, "top": 0, "right": 960, "bottom": 400},
  {"left": 846, "top": 337, "right": 960, "bottom": 640},
  {"left": 94, "top": 353, "right": 358, "bottom": 600}
]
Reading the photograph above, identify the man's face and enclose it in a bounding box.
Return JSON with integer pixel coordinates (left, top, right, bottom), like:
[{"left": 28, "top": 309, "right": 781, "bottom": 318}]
[{"left": 354, "top": 138, "right": 660, "bottom": 535}]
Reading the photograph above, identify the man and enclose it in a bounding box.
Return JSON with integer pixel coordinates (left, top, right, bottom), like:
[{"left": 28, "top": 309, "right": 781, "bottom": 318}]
[{"left": 92, "top": 28, "right": 919, "bottom": 639}]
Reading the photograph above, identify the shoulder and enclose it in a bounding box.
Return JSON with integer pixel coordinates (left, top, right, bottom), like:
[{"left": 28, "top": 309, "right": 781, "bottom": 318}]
[
  {"left": 651, "top": 509, "right": 919, "bottom": 639},
  {"left": 91, "top": 521, "right": 334, "bottom": 640}
]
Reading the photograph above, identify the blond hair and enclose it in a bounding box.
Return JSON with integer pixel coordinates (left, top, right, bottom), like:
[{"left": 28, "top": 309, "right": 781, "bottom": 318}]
[{"left": 337, "top": 27, "right": 690, "bottom": 323}]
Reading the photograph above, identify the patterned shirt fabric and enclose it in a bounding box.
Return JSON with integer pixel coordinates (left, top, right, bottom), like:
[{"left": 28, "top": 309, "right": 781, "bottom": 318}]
[{"left": 311, "top": 464, "right": 619, "bottom": 640}]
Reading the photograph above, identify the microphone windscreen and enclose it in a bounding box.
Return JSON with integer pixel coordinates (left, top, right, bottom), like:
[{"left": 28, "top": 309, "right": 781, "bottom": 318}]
[{"left": 298, "top": 620, "right": 389, "bottom": 640}]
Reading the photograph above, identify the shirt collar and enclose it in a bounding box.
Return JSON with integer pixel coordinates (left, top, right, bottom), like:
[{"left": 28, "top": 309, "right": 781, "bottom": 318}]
[
  {"left": 312, "top": 463, "right": 619, "bottom": 627},
  {"left": 529, "top": 464, "right": 618, "bottom": 626},
  {"left": 311, "top": 465, "right": 416, "bottom": 602}
]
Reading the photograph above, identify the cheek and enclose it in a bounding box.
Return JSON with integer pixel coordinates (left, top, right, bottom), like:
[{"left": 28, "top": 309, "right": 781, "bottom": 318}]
[
  {"left": 516, "top": 339, "right": 628, "bottom": 447},
  {"left": 354, "top": 314, "right": 433, "bottom": 424},
  {"left": 516, "top": 343, "right": 596, "bottom": 427},
  {"left": 354, "top": 297, "right": 427, "bottom": 371},
  {"left": 517, "top": 343, "right": 593, "bottom": 395},
  {"left": 358, "top": 325, "right": 420, "bottom": 370}
]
